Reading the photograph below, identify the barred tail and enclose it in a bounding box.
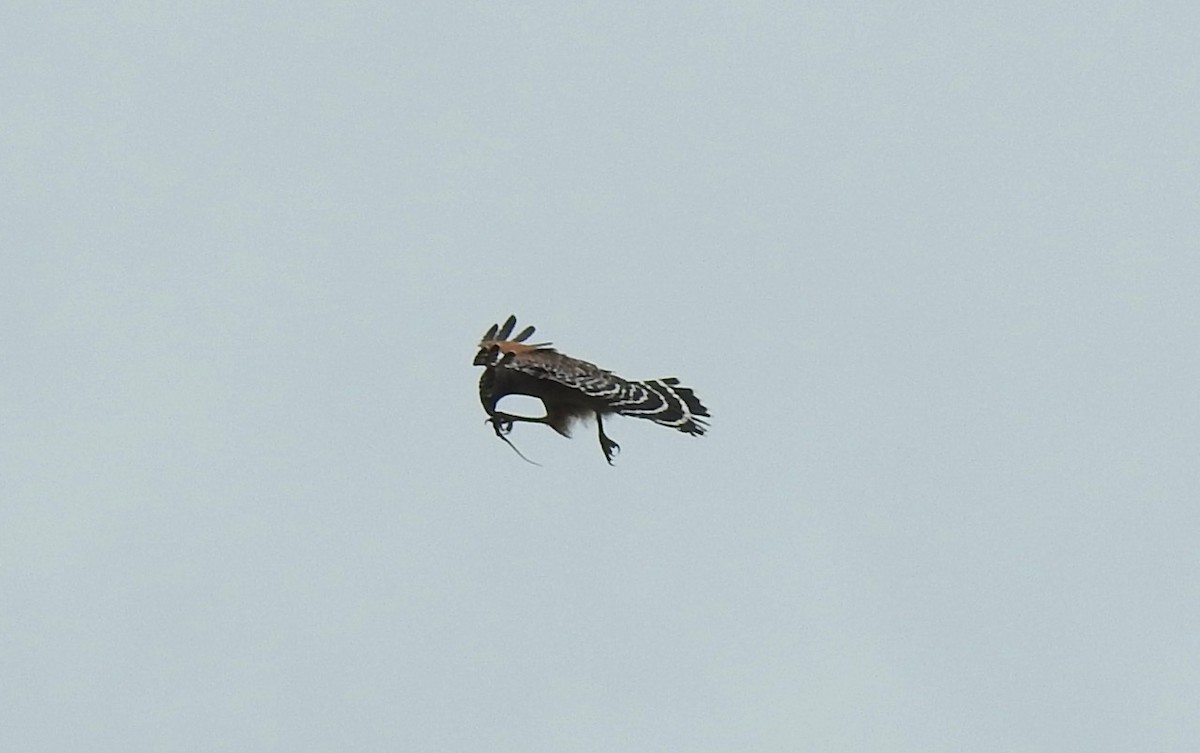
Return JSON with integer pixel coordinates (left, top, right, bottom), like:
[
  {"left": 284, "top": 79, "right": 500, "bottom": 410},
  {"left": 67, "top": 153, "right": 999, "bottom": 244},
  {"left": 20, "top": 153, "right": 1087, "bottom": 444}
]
[{"left": 608, "top": 378, "right": 710, "bottom": 436}]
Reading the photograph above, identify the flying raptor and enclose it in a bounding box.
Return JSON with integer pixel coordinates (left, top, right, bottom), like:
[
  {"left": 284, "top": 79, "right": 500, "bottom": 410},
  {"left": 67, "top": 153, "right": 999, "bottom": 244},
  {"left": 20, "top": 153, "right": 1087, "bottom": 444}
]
[{"left": 474, "top": 315, "right": 710, "bottom": 464}]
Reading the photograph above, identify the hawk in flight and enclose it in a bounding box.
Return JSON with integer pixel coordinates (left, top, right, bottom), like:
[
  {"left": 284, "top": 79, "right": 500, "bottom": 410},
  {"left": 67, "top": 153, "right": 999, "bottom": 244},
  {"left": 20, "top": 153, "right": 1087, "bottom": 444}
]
[{"left": 474, "top": 315, "right": 710, "bottom": 464}]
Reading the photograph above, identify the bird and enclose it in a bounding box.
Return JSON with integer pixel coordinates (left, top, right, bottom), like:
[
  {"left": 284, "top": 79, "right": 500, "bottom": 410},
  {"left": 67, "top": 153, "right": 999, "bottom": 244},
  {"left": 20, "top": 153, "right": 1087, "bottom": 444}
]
[{"left": 474, "top": 315, "right": 710, "bottom": 464}]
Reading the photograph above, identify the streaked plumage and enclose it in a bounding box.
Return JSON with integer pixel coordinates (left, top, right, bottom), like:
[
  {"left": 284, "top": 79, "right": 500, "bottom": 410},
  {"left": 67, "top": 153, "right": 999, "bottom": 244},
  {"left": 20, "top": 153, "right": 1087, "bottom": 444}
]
[{"left": 475, "top": 315, "right": 710, "bottom": 464}]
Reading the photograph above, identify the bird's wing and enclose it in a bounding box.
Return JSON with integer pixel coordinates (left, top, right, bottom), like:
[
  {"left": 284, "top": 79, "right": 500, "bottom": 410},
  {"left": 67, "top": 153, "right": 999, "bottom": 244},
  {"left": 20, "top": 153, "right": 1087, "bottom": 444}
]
[{"left": 498, "top": 349, "right": 628, "bottom": 401}]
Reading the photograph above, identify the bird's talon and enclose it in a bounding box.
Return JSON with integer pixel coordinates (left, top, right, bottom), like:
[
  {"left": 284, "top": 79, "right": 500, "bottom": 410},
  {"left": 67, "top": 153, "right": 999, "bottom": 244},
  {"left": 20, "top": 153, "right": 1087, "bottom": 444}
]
[
  {"left": 486, "top": 415, "right": 515, "bottom": 435},
  {"left": 600, "top": 438, "right": 620, "bottom": 465}
]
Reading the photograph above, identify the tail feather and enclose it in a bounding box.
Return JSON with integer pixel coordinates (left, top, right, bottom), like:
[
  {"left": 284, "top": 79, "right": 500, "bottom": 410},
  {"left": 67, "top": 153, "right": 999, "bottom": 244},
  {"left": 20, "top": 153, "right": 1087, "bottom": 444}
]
[{"left": 609, "top": 377, "right": 710, "bottom": 435}]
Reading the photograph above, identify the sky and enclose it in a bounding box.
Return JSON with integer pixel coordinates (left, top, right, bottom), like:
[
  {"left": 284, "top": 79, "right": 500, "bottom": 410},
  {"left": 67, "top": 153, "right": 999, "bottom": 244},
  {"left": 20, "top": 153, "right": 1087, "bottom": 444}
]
[{"left": 3, "top": 2, "right": 1198, "bottom": 751}]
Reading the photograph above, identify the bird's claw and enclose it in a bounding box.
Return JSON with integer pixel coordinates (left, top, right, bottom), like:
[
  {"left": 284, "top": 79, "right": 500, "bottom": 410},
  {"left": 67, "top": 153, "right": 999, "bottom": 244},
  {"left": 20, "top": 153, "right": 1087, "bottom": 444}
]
[
  {"left": 600, "top": 438, "right": 620, "bottom": 465},
  {"left": 486, "top": 415, "right": 514, "bottom": 435}
]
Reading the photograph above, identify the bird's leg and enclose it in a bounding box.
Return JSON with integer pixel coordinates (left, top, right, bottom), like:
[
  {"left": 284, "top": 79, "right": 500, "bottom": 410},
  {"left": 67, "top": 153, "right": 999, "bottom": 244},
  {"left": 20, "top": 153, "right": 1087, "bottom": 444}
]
[
  {"left": 596, "top": 412, "right": 620, "bottom": 465},
  {"left": 484, "top": 412, "right": 545, "bottom": 466},
  {"left": 486, "top": 412, "right": 514, "bottom": 435},
  {"left": 486, "top": 411, "right": 547, "bottom": 436}
]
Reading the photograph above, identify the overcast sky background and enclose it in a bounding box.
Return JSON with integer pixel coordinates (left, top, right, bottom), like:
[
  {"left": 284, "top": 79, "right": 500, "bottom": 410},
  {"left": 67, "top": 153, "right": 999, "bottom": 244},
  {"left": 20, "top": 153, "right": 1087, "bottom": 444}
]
[{"left": 3, "top": 2, "right": 1198, "bottom": 751}]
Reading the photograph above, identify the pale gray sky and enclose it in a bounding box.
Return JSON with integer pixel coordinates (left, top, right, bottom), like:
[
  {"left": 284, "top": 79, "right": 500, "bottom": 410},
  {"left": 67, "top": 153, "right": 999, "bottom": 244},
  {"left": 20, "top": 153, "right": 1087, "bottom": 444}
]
[{"left": 3, "top": 2, "right": 1198, "bottom": 751}]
